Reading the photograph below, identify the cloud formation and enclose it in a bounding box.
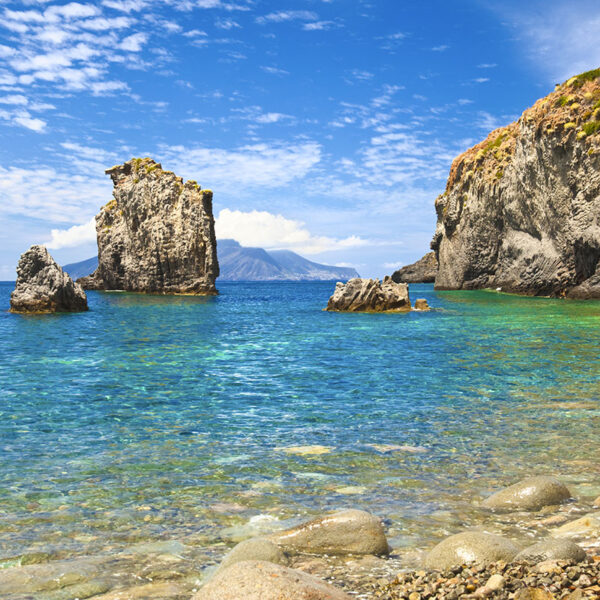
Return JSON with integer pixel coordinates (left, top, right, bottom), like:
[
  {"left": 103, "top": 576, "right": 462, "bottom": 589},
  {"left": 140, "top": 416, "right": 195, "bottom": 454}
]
[
  {"left": 44, "top": 218, "right": 96, "bottom": 249},
  {"left": 215, "top": 209, "right": 368, "bottom": 254}
]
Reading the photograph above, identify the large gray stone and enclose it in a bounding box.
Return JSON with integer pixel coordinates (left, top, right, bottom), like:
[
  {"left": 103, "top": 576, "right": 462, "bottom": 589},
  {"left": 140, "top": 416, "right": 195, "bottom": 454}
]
[
  {"left": 217, "top": 538, "right": 288, "bottom": 573},
  {"left": 482, "top": 476, "right": 571, "bottom": 512},
  {"left": 515, "top": 539, "right": 587, "bottom": 564},
  {"left": 192, "top": 560, "right": 352, "bottom": 600},
  {"left": 269, "top": 509, "right": 389, "bottom": 556},
  {"left": 326, "top": 277, "right": 410, "bottom": 312},
  {"left": 10, "top": 245, "right": 88, "bottom": 313},
  {"left": 424, "top": 531, "right": 520, "bottom": 570}
]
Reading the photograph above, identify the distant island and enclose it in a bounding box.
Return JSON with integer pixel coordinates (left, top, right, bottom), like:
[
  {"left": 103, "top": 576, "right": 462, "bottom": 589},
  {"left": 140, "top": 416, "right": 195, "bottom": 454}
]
[{"left": 63, "top": 239, "right": 359, "bottom": 283}]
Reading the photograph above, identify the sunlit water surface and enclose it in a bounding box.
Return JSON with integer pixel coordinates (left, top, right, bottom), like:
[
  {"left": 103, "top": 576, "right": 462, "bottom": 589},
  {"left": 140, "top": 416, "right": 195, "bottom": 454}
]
[{"left": 1, "top": 282, "right": 599, "bottom": 590}]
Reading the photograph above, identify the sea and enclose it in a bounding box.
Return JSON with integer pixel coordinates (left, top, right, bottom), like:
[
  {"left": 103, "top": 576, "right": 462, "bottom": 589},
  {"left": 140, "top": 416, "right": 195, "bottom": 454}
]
[{"left": 1, "top": 281, "right": 599, "bottom": 593}]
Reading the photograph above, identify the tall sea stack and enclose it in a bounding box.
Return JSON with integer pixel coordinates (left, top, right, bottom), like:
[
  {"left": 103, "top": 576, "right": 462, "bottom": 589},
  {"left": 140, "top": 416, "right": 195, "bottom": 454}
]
[
  {"left": 81, "top": 158, "right": 219, "bottom": 294},
  {"left": 432, "top": 69, "right": 600, "bottom": 298}
]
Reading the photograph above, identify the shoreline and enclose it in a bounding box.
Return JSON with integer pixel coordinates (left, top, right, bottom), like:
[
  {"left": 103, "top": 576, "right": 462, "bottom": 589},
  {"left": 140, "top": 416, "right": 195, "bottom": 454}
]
[{"left": 2, "top": 478, "right": 600, "bottom": 599}]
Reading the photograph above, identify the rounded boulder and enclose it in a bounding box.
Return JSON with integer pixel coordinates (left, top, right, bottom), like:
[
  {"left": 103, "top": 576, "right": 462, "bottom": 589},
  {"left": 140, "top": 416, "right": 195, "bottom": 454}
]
[
  {"left": 481, "top": 476, "right": 571, "bottom": 512},
  {"left": 268, "top": 509, "right": 389, "bottom": 556},
  {"left": 216, "top": 538, "right": 288, "bottom": 573},
  {"left": 424, "top": 531, "right": 520, "bottom": 570},
  {"left": 515, "top": 539, "right": 586, "bottom": 564},
  {"left": 192, "top": 560, "right": 352, "bottom": 600}
]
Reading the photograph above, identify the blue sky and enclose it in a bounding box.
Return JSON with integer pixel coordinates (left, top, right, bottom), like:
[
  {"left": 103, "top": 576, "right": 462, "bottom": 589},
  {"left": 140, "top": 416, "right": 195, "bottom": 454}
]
[{"left": 0, "top": 0, "right": 599, "bottom": 279}]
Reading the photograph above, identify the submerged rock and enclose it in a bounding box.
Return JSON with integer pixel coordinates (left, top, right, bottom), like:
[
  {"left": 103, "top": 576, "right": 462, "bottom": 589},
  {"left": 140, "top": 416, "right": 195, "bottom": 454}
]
[
  {"left": 424, "top": 531, "right": 519, "bottom": 570},
  {"left": 391, "top": 252, "right": 438, "bottom": 283},
  {"left": 268, "top": 509, "right": 389, "bottom": 556},
  {"left": 10, "top": 245, "right": 88, "bottom": 313},
  {"left": 515, "top": 539, "right": 587, "bottom": 563},
  {"left": 326, "top": 277, "right": 410, "bottom": 312},
  {"left": 432, "top": 68, "right": 600, "bottom": 297},
  {"left": 216, "top": 538, "right": 288, "bottom": 574},
  {"left": 81, "top": 157, "right": 219, "bottom": 294},
  {"left": 551, "top": 514, "right": 600, "bottom": 538},
  {"left": 482, "top": 476, "right": 571, "bottom": 512},
  {"left": 192, "top": 560, "right": 352, "bottom": 600}
]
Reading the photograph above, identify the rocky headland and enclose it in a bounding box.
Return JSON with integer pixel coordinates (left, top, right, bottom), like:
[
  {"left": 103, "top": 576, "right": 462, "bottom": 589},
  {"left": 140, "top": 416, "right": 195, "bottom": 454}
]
[
  {"left": 432, "top": 68, "right": 600, "bottom": 298},
  {"left": 80, "top": 157, "right": 219, "bottom": 294},
  {"left": 9, "top": 245, "right": 88, "bottom": 313},
  {"left": 391, "top": 252, "right": 438, "bottom": 284}
]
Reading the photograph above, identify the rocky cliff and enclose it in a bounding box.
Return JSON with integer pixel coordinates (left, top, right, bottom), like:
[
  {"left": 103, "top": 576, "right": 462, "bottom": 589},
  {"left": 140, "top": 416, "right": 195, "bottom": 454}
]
[
  {"left": 391, "top": 252, "right": 437, "bottom": 283},
  {"left": 81, "top": 158, "right": 219, "bottom": 294},
  {"left": 432, "top": 68, "right": 600, "bottom": 298},
  {"left": 10, "top": 245, "right": 88, "bottom": 313}
]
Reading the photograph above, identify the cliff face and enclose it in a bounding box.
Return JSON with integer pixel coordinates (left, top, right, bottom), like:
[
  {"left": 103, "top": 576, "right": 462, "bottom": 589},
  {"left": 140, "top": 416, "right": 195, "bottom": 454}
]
[
  {"left": 83, "top": 158, "right": 219, "bottom": 294},
  {"left": 432, "top": 69, "right": 600, "bottom": 298},
  {"left": 11, "top": 245, "right": 88, "bottom": 313},
  {"left": 391, "top": 252, "right": 437, "bottom": 283}
]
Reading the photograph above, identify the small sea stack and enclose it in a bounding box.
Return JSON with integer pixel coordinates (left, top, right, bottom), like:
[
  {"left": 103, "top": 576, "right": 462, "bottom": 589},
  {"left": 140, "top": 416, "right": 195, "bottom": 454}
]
[
  {"left": 80, "top": 157, "right": 219, "bottom": 294},
  {"left": 326, "top": 277, "right": 411, "bottom": 312},
  {"left": 10, "top": 245, "right": 88, "bottom": 314}
]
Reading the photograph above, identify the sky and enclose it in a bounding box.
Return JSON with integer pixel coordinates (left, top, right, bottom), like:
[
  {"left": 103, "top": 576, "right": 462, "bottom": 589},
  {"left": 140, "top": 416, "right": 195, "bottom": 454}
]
[{"left": 0, "top": 0, "right": 599, "bottom": 280}]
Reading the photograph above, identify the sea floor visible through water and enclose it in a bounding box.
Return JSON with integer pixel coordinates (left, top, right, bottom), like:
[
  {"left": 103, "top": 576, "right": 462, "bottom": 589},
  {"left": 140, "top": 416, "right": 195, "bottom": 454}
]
[{"left": 0, "top": 282, "right": 599, "bottom": 597}]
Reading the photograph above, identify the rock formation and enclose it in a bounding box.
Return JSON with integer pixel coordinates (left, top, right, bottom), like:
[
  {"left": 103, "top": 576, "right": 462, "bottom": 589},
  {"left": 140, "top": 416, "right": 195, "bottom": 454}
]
[
  {"left": 424, "top": 531, "right": 520, "bottom": 570},
  {"left": 268, "top": 509, "right": 389, "bottom": 556},
  {"left": 482, "top": 476, "right": 571, "bottom": 512},
  {"left": 326, "top": 277, "right": 411, "bottom": 312},
  {"left": 10, "top": 245, "right": 88, "bottom": 313},
  {"left": 391, "top": 252, "right": 438, "bottom": 283},
  {"left": 81, "top": 157, "right": 218, "bottom": 294},
  {"left": 193, "top": 560, "right": 352, "bottom": 600},
  {"left": 432, "top": 68, "right": 600, "bottom": 297}
]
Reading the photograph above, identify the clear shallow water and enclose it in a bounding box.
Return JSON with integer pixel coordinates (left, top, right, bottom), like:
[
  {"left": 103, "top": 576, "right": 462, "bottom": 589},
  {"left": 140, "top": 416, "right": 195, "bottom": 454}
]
[{"left": 1, "top": 282, "right": 600, "bottom": 570}]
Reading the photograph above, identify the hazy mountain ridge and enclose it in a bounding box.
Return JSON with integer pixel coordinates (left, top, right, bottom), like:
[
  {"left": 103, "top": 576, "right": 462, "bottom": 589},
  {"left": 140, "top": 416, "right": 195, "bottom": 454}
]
[{"left": 64, "top": 239, "right": 359, "bottom": 283}]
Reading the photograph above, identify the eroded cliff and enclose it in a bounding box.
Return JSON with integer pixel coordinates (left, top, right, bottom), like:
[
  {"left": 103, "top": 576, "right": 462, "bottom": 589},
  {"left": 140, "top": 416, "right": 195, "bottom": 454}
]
[
  {"left": 432, "top": 68, "right": 600, "bottom": 298},
  {"left": 81, "top": 158, "right": 219, "bottom": 294}
]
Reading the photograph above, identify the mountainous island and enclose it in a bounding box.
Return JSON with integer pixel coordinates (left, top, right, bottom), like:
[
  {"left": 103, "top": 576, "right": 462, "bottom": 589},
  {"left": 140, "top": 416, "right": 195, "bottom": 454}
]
[{"left": 64, "top": 239, "right": 359, "bottom": 283}]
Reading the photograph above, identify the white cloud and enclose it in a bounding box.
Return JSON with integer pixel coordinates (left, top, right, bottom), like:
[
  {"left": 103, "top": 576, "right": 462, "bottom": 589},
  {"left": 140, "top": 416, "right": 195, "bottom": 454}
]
[
  {"left": 256, "top": 10, "right": 317, "bottom": 25},
  {"left": 215, "top": 209, "right": 368, "bottom": 254},
  {"left": 120, "top": 32, "right": 147, "bottom": 51},
  {"left": 254, "top": 112, "right": 289, "bottom": 123},
  {"left": 303, "top": 21, "right": 337, "bottom": 31},
  {"left": 383, "top": 261, "right": 402, "bottom": 269},
  {"left": 215, "top": 18, "right": 240, "bottom": 30},
  {"left": 261, "top": 66, "right": 289, "bottom": 76},
  {"left": 160, "top": 142, "right": 321, "bottom": 190},
  {"left": 492, "top": 0, "right": 600, "bottom": 82},
  {"left": 0, "top": 162, "right": 111, "bottom": 224},
  {"left": 0, "top": 94, "right": 28, "bottom": 105},
  {"left": 476, "top": 111, "right": 515, "bottom": 132},
  {"left": 13, "top": 113, "right": 46, "bottom": 131},
  {"left": 44, "top": 218, "right": 96, "bottom": 249}
]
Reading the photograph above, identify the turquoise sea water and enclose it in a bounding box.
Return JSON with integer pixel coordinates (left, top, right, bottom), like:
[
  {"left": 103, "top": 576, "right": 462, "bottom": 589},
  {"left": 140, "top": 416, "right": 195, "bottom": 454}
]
[{"left": 1, "top": 282, "right": 600, "bottom": 578}]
